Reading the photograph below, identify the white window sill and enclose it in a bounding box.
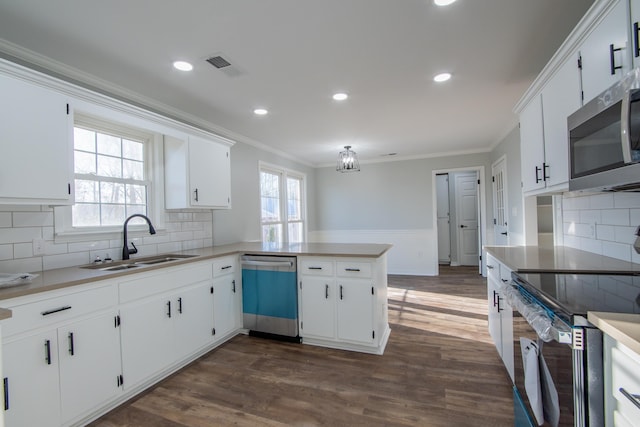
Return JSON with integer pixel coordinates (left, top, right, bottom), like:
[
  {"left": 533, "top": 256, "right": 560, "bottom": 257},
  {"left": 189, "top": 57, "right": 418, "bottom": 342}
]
[{"left": 54, "top": 226, "right": 167, "bottom": 244}]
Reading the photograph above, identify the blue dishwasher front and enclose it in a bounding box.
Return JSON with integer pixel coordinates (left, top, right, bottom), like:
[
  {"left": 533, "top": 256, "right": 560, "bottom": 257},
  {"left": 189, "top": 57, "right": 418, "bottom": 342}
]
[{"left": 241, "top": 255, "right": 299, "bottom": 340}]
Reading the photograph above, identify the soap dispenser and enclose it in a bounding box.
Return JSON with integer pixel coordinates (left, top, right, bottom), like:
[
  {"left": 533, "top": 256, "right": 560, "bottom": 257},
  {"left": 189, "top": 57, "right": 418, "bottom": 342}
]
[{"left": 634, "top": 226, "right": 640, "bottom": 254}]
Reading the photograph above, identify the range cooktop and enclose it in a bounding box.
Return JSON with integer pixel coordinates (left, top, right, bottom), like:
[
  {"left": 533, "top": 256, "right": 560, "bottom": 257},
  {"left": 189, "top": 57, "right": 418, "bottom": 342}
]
[{"left": 512, "top": 272, "right": 640, "bottom": 321}]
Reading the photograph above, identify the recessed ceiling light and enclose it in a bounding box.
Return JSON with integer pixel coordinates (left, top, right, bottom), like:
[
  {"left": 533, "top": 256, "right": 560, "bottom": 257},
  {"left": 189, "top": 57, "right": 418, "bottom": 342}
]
[
  {"left": 173, "top": 61, "right": 193, "bottom": 71},
  {"left": 333, "top": 93, "right": 348, "bottom": 101},
  {"left": 254, "top": 108, "right": 268, "bottom": 116},
  {"left": 434, "top": 0, "right": 457, "bottom": 6},
  {"left": 433, "top": 72, "right": 452, "bottom": 83}
]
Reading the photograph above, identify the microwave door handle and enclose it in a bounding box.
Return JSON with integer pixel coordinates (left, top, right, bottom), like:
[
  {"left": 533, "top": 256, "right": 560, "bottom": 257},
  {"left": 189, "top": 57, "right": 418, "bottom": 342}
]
[{"left": 621, "top": 89, "right": 633, "bottom": 164}]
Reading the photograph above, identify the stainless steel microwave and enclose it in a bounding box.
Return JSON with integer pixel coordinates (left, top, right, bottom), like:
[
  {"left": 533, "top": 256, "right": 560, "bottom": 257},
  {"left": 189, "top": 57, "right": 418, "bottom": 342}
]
[{"left": 568, "top": 68, "right": 640, "bottom": 192}]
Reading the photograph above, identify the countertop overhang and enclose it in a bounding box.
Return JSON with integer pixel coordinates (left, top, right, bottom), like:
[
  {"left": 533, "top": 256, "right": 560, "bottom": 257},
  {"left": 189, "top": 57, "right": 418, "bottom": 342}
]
[{"left": 0, "top": 242, "right": 392, "bottom": 301}]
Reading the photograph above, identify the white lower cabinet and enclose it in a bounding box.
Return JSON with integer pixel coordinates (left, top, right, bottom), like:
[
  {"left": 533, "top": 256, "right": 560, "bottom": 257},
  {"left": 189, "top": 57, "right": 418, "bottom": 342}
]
[
  {"left": 298, "top": 256, "right": 389, "bottom": 354},
  {"left": 212, "top": 256, "right": 242, "bottom": 341},
  {"left": 2, "top": 283, "right": 120, "bottom": 426},
  {"left": 604, "top": 334, "right": 640, "bottom": 427},
  {"left": 486, "top": 254, "right": 514, "bottom": 382}
]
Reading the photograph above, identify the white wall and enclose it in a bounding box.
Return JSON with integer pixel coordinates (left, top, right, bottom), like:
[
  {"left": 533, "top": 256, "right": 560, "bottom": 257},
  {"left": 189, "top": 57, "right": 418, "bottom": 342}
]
[
  {"left": 312, "top": 153, "right": 492, "bottom": 275},
  {"left": 561, "top": 192, "right": 640, "bottom": 263}
]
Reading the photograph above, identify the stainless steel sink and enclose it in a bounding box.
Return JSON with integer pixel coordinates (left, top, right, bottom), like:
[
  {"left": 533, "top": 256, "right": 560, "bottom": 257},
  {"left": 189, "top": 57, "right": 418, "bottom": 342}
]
[{"left": 81, "top": 254, "right": 198, "bottom": 271}]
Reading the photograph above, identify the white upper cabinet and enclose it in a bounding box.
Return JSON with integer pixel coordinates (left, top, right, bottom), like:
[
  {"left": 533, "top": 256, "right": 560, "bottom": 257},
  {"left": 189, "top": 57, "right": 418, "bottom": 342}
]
[
  {"left": 0, "top": 71, "right": 73, "bottom": 205},
  {"left": 519, "top": 95, "right": 546, "bottom": 194},
  {"left": 631, "top": 0, "right": 640, "bottom": 67},
  {"left": 164, "top": 134, "right": 232, "bottom": 209},
  {"left": 579, "top": 0, "right": 631, "bottom": 103},
  {"left": 539, "top": 56, "right": 583, "bottom": 191}
]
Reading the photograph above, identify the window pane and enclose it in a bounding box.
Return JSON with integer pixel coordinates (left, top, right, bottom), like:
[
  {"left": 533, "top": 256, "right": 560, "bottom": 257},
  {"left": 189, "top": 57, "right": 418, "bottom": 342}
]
[
  {"left": 287, "top": 177, "right": 302, "bottom": 221},
  {"left": 126, "top": 184, "right": 147, "bottom": 206},
  {"left": 123, "top": 139, "right": 144, "bottom": 161},
  {"left": 126, "top": 205, "right": 146, "bottom": 218},
  {"left": 74, "top": 151, "right": 96, "bottom": 174},
  {"left": 97, "top": 133, "right": 121, "bottom": 156},
  {"left": 74, "top": 128, "right": 95, "bottom": 152},
  {"left": 101, "top": 204, "right": 126, "bottom": 226},
  {"left": 288, "top": 222, "right": 303, "bottom": 243},
  {"left": 262, "top": 224, "right": 282, "bottom": 244},
  {"left": 72, "top": 204, "right": 100, "bottom": 227},
  {"left": 260, "top": 171, "right": 280, "bottom": 222},
  {"left": 100, "top": 182, "right": 125, "bottom": 204},
  {"left": 75, "top": 180, "right": 99, "bottom": 203},
  {"left": 123, "top": 159, "right": 144, "bottom": 180},
  {"left": 97, "top": 155, "right": 122, "bottom": 178}
]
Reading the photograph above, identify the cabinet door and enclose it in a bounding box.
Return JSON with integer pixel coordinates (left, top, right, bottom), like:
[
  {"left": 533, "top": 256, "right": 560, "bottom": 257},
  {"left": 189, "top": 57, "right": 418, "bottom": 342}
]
[
  {"left": 300, "top": 276, "right": 336, "bottom": 340},
  {"left": 173, "top": 282, "right": 215, "bottom": 360},
  {"left": 632, "top": 0, "right": 640, "bottom": 68},
  {"left": 336, "top": 279, "right": 374, "bottom": 344},
  {"left": 486, "top": 266, "right": 502, "bottom": 355},
  {"left": 212, "top": 276, "right": 236, "bottom": 340},
  {"left": 58, "top": 312, "right": 121, "bottom": 423},
  {"left": 541, "top": 56, "right": 582, "bottom": 190},
  {"left": 3, "top": 331, "right": 61, "bottom": 427},
  {"left": 188, "top": 136, "right": 231, "bottom": 208},
  {"left": 120, "top": 296, "right": 173, "bottom": 389},
  {"left": 519, "top": 94, "right": 546, "bottom": 194},
  {"left": 499, "top": 298, "right": 514, "bottom": 382},
  {"left": 579, "top": 0, "right": 630, "bottom": 102},
  {"left": 0, "top": 73, "right": 72, "bottom": 203}
]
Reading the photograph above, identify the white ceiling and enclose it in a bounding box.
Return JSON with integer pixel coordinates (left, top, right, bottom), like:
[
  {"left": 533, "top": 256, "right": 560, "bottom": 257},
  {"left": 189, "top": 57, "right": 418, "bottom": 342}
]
[{"left": 0, "top": 0, "right": 594, "bottom": 167}]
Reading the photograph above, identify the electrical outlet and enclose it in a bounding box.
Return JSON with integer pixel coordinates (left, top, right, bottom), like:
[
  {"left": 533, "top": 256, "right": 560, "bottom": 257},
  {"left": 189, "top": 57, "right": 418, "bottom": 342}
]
[{"left": 33, "top": 238, "right": 45, "bottom": 256}]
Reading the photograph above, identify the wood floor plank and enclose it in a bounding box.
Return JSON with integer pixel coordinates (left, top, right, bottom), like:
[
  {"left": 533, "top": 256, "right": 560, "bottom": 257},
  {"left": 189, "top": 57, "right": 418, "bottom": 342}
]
[{"left": 90, "top": 266, "right": 514, "bottom": 426}]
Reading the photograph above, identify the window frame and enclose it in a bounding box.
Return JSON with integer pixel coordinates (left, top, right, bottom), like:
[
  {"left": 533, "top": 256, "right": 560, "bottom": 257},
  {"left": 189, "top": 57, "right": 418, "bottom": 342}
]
[
  {"left": 259, "top": 161, "right": 307, "bottom": 244},
  {"left": 54, "top": 113, "right": 165, "bottom": 242}
]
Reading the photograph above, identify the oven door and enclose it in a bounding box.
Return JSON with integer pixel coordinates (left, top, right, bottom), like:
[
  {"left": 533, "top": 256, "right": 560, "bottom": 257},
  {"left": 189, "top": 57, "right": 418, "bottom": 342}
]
[{"left": 505, "top": 285, "right": 575, "bottom": 426}]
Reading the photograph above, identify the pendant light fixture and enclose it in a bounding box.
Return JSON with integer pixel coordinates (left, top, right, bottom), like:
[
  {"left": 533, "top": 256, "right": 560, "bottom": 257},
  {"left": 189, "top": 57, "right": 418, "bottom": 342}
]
[{"left": 336, "top": 146, "right": 360, "bottom": 172}]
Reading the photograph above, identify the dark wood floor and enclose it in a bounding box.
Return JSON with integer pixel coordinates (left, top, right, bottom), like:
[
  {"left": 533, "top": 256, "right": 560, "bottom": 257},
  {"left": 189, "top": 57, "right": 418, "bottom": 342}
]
[{"left": 90, "top": 266, "right": 514, "bottom": 426}]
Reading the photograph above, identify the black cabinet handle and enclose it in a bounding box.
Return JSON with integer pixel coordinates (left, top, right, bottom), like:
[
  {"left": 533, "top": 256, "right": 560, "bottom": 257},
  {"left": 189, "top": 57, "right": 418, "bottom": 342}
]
[
  {"left": 3, "top": 377, "right": 8, "bottom": 410},
  {"left": 194, "top": 188, "right": 199, "bottom": 202},
  {"left": 635, "top": 22, "right": 640, "bottom": 58},
  {"left": 308, "top": 267, "right": 323, "bottom": 270},
  {"left": 41, "top": 305, "right": 72, "bottom": 316},
  {"left": 221, "top": 265, "right": 232, "bottom": 270},
  {"left": 232, "top": 279, "right": 236, "bottom": 293},
  {"left": 340, "top": 285, "right": 344, "bottom": 300},
  {"left": 610, "top": 43, "right": 623, "bottom": 75},
  {"left": 68, "top": 332, "right": 75, "bottom": 356},
  {"left": 497, "top": 296, "right": 503, "bottom": 312},
  {"left": 500, "top": 231, "right": 508, "bottom": 236},
  {"left": 535, "top": 166, "right": 542, "bottom": 183},
  {"left": 345, "top": 268, "right": 361, "bottom": 272},
  {"left": 325, "top": 284, "right": 329, "bottom": 299},
  {"left": 178, "top": 297, "right": 183, "bottom": 314},
  {"left": 619, "top": 387, "right": 640, "bottom": 411},
  {"left": 487, "top": 265, "right": 494, "bottom": 270},
  {"left": 543, "top": 162, "right": 550, "bottom": 181},
  {"left": 166, "top": 301, "right": 172, "bottom": 318},
  {"left": 493, "top": 290, "right": 499, "bottom": 307},
  {"left": 45, "top": 339, "right": 52, "bottom": 365}
]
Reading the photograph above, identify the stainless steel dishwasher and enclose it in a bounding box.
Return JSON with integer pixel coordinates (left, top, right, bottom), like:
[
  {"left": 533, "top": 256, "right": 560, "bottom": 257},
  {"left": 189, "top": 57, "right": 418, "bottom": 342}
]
[{"left": 241, "top": 255, "right": 299, "bottom": 341}]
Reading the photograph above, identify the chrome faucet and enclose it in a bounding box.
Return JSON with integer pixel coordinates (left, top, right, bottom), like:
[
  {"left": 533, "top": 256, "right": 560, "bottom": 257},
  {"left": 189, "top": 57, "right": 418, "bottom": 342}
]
[{"left": 122, "top": 214, "right": 156, "bottom": 260}]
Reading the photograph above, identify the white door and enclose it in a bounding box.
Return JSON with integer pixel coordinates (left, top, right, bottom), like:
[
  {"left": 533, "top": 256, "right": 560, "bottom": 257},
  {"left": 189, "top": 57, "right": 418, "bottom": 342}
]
[
  {"left": 189, "top": 136, "right": 230, "bottom": 208},
  {"left": 455, "top": 173, "right": 479, "bottom": 266},
  {"left": 173, "top": 282, "right": 215, "bottom": 361},
  {"left": 300, "top": 276, "right": 336, "bottom": 340},
  {"left": 336, "top": 279, "right": 374, "bottom": 344},
  {"left": 213, "top": 276, "right": 236, "bottom": 341},
  {"left": 436, "top": 174, "right": 451, "bottom": 264},
  {"left": 492, "top": 157, "right": 509, "bottom": 245}
]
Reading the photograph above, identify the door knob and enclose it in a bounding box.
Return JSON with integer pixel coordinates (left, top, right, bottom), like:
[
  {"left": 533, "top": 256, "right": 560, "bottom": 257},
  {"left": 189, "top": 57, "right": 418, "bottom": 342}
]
[{"left": 460, "top": 225, "right": 467, "bottom": 228}]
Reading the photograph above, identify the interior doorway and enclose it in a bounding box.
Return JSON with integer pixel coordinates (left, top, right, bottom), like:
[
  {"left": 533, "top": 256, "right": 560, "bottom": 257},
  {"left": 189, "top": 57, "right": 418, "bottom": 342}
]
[{"left": 432, "top": 166, "right": 486, "bottom": 276}]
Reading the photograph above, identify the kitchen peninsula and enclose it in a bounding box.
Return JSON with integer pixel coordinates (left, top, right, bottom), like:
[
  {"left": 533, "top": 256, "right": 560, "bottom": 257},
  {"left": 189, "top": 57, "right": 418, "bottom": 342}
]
[{"left": 0, "top": 242, "right": 391, "bottom": 427}]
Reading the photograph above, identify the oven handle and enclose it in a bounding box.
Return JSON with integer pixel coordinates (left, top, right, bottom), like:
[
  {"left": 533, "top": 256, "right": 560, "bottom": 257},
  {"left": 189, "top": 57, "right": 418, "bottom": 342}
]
[{"left": 502, "top": 283, "right": 572, "bottom": 345}]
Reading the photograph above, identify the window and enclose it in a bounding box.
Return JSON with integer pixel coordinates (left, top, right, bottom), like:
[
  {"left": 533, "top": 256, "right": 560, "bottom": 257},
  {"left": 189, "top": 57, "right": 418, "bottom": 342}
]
[
  {"left": 55, "top": 114, "right": 161, "bottom": 237},
  {"left": 260, "top": 164, "right": 306, "bottom": 244}
]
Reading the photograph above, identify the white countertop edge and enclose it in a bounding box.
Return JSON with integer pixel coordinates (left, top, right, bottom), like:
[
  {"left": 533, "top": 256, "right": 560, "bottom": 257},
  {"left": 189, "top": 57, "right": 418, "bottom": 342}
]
[{"left": 588, "top": 311, "right": 640, "bottom": 356}]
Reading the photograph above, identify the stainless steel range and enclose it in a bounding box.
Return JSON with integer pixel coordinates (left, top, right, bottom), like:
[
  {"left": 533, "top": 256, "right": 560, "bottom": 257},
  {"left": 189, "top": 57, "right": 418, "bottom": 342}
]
[{"left": 506, "top": 272, "right": 640, "bottom": 427}]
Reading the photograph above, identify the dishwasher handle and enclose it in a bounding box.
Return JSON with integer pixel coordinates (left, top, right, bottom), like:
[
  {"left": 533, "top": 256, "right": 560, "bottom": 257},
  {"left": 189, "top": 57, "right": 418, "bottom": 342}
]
[{"left": 241, "top": 260, "right": 294, "bottom": 268}]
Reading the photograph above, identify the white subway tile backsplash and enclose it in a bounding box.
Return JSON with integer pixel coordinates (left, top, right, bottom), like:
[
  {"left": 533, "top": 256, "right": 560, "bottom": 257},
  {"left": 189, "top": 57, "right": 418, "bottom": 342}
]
[
  {"left": 596, "top": 224, "right": 615, "bottom": 241},
  {"left": 0, "top": 213, "right": 11, "bottom": 228},
  {"left": 13, "top": 243, "right": 33, "bottom": 259},
  {"left": 601, "top": 209, "right": 630, "bottom": 226},
  {"left": 631, "top": 209, "right": 640, "bottom": 226},
  {"left": 562, "top": 210, "right": 580, "bottom": 223},
  {"left": 0, "top": 205, "right": 215, "bottom": 273},
  {"left": 614, "top": 226, "right": 637, "bottom": 245},
  {"left": 580, "top": 237, "right": 602, "bottom": 255},
  {"left": 12, "top": 212, "right": 53, "bottom": 227},
  {"left": 601, "top": 241, "right": 631, "bottom": 262},
  {"left": 43, "top": 252, "right": 91, "bottom": 270},
  {"left": 614, "top": 193, "right": 640, "bottom": 209},
  {"left": 579, "top": 210, "right": 601, "bottom": 224},
  {"left": 0, "top": 227, "right": 42, "bottom": 244},
  {"left": 0, "top": 244, "right": 13, "bottom": 260},
  {"left": 589, "top": 193, "right": 615, "bottom": 209}
]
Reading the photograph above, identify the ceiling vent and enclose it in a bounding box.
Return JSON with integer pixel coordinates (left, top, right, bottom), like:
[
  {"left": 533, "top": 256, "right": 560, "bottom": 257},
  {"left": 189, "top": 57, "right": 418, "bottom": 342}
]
[
  {"left": 205, "top": 54, "right": 243, "bottom": 77},
  {"left": 206, "top": 55, "right": 231, "bottom": 69}
]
